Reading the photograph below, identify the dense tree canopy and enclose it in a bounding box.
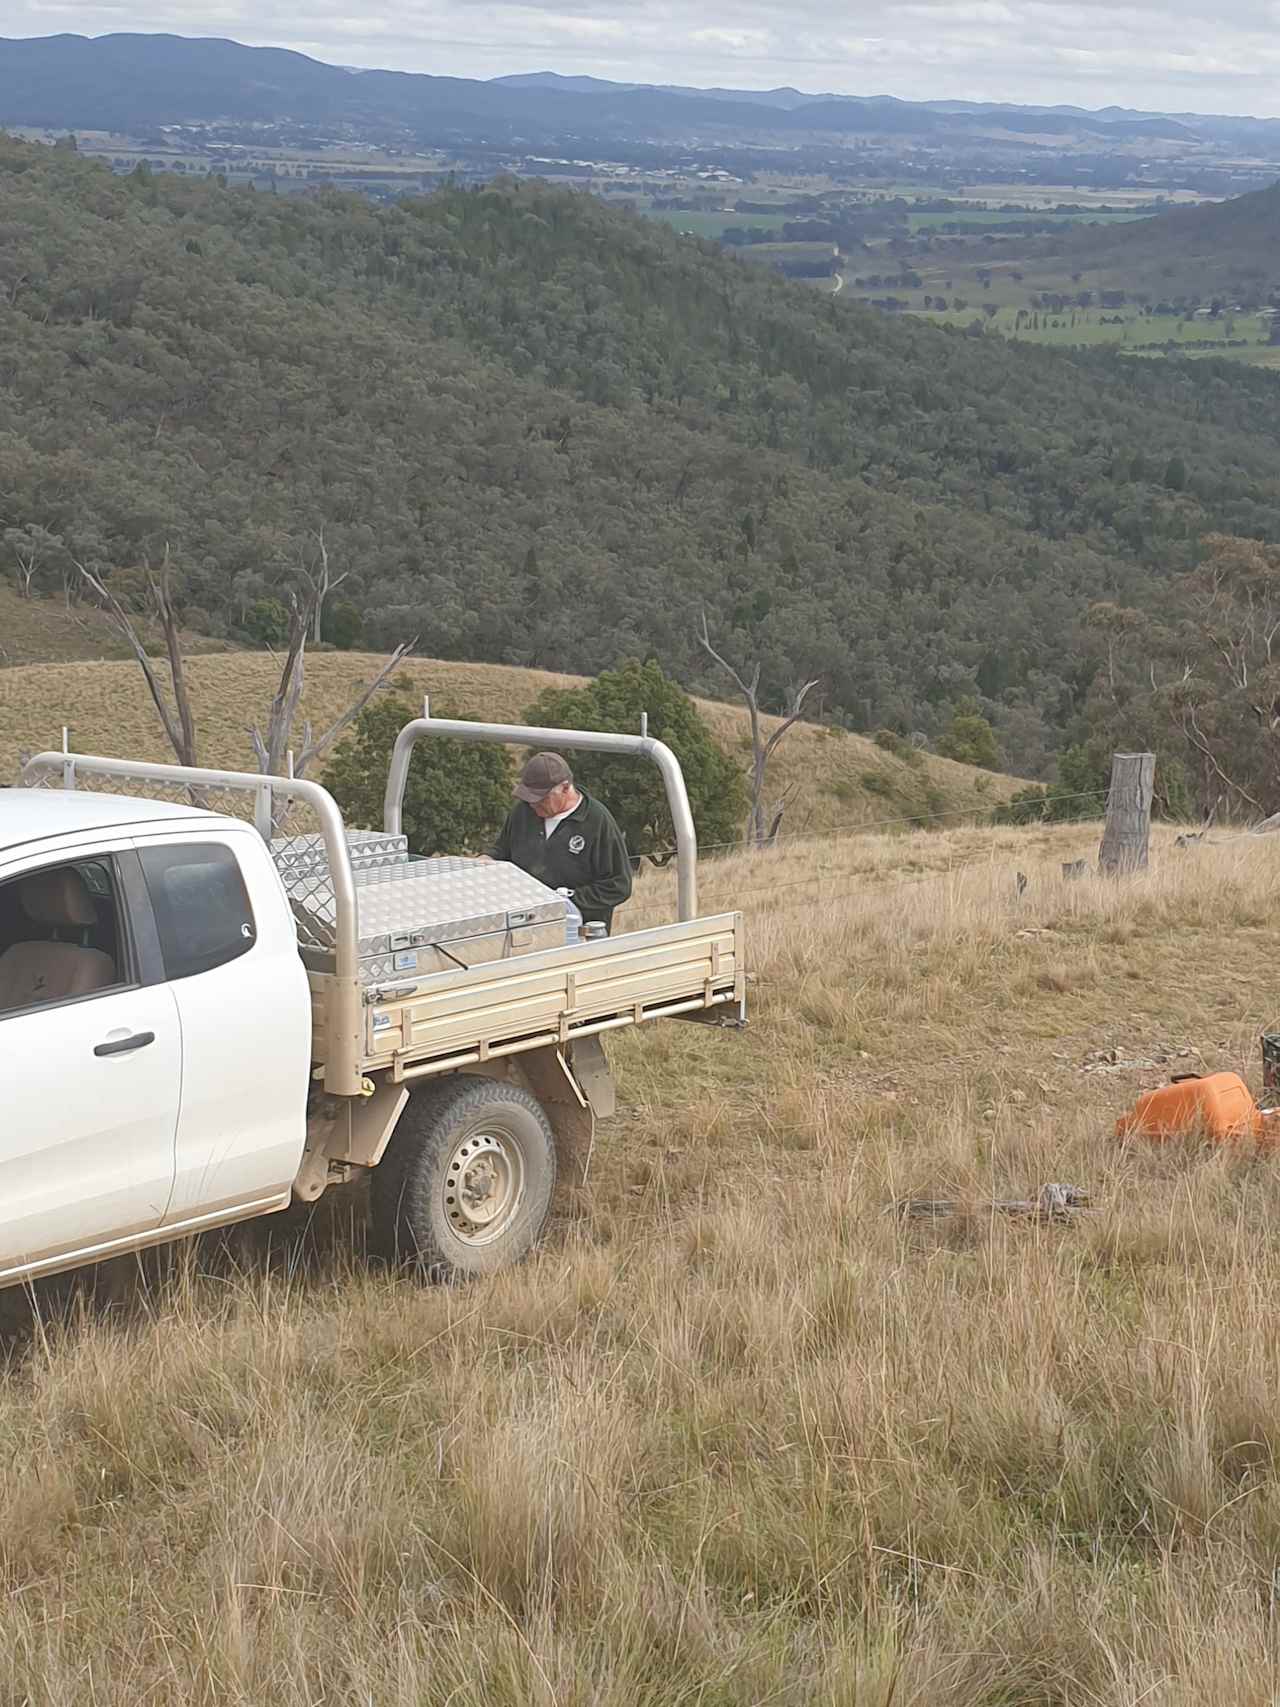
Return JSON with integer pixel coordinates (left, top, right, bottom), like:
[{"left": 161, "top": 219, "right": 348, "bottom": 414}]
[{"left": 5, "top": 141, "right": 1280, "bottom": 773}]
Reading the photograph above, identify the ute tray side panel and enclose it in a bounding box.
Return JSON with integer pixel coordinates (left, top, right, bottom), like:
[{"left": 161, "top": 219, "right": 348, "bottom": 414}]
[{"left": 356, "top": 913, "right": 743, "bottom": 1078}]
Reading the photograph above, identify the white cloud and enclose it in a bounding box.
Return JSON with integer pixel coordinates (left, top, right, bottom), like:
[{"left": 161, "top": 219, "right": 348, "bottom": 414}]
[{"left": 2, "top": 0, "right": 1279, "bottom": 114}]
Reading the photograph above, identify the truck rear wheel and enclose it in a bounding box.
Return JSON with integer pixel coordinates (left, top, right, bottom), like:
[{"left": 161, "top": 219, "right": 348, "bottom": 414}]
[{"left": 370, "top": 1078, "right": 556, "bottom": 1280}]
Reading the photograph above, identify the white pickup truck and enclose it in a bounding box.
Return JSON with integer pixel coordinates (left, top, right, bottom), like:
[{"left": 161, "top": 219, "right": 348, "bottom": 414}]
[{"left": 0, "top": 715, "right": 744, "bottom": 1290}]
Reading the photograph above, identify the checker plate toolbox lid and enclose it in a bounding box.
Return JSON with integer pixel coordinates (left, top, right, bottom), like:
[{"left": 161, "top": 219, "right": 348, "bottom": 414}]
[{"left": 271, "top": 832, "right": 566, "bottom": 983}]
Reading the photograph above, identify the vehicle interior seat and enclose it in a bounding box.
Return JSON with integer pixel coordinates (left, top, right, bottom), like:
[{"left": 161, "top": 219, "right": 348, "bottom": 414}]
[{"left": 0, "top": 869, "right": 118, "bottom": 1012}]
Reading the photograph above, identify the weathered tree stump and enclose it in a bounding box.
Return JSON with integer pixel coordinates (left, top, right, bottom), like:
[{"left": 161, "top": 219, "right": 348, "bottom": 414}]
[{"left": 1099, "top": 752, "right": 1154, "bottom": 875}]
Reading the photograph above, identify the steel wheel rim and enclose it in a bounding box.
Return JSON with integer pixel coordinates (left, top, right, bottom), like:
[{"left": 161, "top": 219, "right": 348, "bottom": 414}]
[{"left": 443, "top": 1130, "right": 525, "bottom": 1245}]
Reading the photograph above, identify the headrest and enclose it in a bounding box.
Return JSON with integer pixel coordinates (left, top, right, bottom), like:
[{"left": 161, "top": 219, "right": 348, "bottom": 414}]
[{"left": 20, "top": 869, "right": 97, "bottom": 929}]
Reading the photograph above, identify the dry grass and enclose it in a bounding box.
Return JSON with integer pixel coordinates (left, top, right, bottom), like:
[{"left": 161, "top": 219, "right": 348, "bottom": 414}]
[
  {"left": 0, "top": 646, "right": 1016, "bottom": 841},
  {"left": 0, "top": 585, "right": 228, "bottom": 669},
  {"left": 3, "top": 823, "right": 1280, "bottom": 1700}
]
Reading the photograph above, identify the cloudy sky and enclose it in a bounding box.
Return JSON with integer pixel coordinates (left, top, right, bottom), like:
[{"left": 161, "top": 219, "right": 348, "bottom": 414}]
[{"left": 8, "top": 0, "right": 1280, "bottom": 116}]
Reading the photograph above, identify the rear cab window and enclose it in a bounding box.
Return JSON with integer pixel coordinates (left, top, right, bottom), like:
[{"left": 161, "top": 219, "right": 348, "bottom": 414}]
[{"left": 138, "top": 842, "right": 256, "bottom": 982}]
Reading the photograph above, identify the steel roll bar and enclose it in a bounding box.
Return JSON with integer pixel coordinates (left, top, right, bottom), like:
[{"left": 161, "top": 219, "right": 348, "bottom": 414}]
[
  {"left": 382, "top": 716, "right": 699, "bottom": 921},
  {"left": 20, "top": 752, "right": 364, "bottom": 1097}
]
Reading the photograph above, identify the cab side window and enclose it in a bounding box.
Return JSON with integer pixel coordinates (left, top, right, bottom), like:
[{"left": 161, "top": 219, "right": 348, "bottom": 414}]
[
  {"left": 0, "top": 858, "right": 129, "bottom": 1016},
  {"left": 139, "top": 843, "right": 256, "bottom": 982}
]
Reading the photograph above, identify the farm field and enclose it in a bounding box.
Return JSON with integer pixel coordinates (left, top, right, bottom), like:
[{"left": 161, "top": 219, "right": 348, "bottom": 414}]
[
  {"left": 919, "top": 304, "right": 1275, "bottom": 355},
  {"left": 3, "top": 818, "right": 1280, "bottom": 1699},
  {"left": 737, "top": 240, "right": 838, "bottom": 273},
  {"left": 944, "top": 184, "right": 1214, "bottom": 210},
  {"left": 904, "top": 208, "right": 1150, "bottom": 231},
  {"left": 642, "top": 208, "right": 791, "bottom": 237}
]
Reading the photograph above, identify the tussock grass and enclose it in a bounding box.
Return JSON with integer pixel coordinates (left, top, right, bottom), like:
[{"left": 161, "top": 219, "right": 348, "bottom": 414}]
[{"left": 4, "top": 822, "right": 1280, "bottom": 1700}]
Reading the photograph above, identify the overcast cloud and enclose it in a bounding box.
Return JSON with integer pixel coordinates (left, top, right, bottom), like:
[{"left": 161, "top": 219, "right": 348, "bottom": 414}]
[{"left": 6, "top": 0, "right": 1280, "bottom": 117}]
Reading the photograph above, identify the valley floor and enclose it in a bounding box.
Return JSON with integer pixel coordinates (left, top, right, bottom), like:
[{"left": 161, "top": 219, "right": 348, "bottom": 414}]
[{"left": 4, "top": 821, "right": 1280, "bottom": 1702}]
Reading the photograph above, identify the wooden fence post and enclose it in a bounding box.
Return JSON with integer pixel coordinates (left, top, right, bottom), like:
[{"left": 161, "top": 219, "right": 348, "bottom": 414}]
[{"left": 1099, "top": 752, "right": 1154, "bottom": 875}]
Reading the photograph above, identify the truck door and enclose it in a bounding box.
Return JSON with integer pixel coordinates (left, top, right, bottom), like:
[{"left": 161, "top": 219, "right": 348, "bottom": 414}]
[
  {"left": 0, "top": 849, "right": 180, "bottom": 1279},
  {"left": 135, "top": 831, "right": 312, "bottom": 1226}
]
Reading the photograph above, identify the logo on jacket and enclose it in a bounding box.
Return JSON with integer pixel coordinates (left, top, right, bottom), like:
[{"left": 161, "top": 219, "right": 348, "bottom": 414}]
[{"left": 569, "top": 834, "right": 586, "bottom": 854}]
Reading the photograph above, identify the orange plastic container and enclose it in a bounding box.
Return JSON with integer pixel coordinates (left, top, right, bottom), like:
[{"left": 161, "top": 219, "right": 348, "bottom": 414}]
[{"left": 1116, "top": 1072, "right": 1263, "bottom": 1143}]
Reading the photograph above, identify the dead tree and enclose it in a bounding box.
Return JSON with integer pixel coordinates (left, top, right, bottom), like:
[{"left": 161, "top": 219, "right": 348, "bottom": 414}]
[
  {"left": 247, "top": 588, "right": 414, "bottom": 778},
  {"left": 300, "top": 526, "right": 349, "bottom": 646},
  {"left": 5, "top": 524, "right": 62, "bottom": 600},
  {"left": 75, "top": 556, "right": 414, "bottom": 786},
  {"left": 74, "top": 548, "right": 200, "bottom": 767},
  {"left": 698, "top": 613, "right": 820, "bottom": 848}
]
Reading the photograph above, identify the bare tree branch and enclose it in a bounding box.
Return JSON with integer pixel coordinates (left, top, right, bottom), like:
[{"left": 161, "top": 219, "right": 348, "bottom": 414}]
[
  {"left": 246, "top": 575, "right": 416, "bottom": 781},
  {"left": 1181, "top": 702, "right": 1265, "bottom": 815},
  {"left": 73, "top": 547, "right": 199, "bottom": 767},
  {"left": 300, "top": 525, "right": 351, "bottom": 645},
  {"left": 762, "top": 679, "right": 822, "bottom": 762},
  {"left": 698, "top": 610, "right": 821, "bottom": 850},
  {"left": 295, "top": 641, "right": 416, "bottom": 773},
  {"left": 696, "top": 611, "right": 754, "bottom": 702}
]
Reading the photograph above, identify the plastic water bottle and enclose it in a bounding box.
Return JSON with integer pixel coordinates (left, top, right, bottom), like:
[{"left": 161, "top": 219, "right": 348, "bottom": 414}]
[{"left": 557, "top": 888, "right": 583, "bottom": 945}]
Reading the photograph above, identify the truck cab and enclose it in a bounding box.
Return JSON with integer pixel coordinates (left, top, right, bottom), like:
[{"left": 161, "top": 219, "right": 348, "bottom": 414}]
[{"left": 0, "top": 789, "right": 312, "bottom": 1284}]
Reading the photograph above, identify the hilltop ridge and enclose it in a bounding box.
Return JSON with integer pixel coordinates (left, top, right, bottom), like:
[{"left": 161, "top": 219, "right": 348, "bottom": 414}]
[
  {"left": 0, "top": 34, "right": 1207, "bottom": 143},
  {"left": 0, "top": 640, "right": 1017, "bottom": 840}
]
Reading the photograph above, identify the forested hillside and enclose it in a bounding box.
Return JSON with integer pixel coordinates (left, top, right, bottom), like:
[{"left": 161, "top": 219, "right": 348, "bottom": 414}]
[
  {"left": 1050, "top": 180, "right": 1280, "bottom": 300},
  {"left": 5, "top": 141, "right": 1280, "bottom": 771}
]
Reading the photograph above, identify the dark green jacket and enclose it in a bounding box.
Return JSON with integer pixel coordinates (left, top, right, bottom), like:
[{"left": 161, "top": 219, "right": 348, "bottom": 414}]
[{"left": 491, "top": 791, "right": 632, "bottom": 931}]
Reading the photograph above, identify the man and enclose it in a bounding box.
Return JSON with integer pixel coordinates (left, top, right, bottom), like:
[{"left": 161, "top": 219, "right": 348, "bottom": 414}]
[{"left": 491, "top": 752, "right": 632, "bottom": 935}]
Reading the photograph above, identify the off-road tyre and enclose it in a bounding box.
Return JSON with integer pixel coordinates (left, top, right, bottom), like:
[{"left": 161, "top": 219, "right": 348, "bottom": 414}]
[{"left": 370, "top": 1077, "right": 556, "bottom": 1281}]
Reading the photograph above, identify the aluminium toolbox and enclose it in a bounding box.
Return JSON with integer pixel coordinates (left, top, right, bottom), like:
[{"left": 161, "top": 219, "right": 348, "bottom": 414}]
[
  {"left": 271, "top": 829, "right": 410, "bottom": 878},
  {"left": 288, "top": 855, "right": 567, "bottom": 985}
]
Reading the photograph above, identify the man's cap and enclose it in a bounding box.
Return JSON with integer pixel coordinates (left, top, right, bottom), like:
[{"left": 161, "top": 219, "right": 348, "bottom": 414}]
[{"left": 515, "top": 751, "right": 573, "bottom": 804}]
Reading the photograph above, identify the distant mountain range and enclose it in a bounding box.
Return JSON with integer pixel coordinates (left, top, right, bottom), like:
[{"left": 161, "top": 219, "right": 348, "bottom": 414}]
[
  {"left": 495, "top": 73, "right": 1199, "bottom": 140},
  {"left": 0, "top": 33, "right": 1258, "bottom": 148}
]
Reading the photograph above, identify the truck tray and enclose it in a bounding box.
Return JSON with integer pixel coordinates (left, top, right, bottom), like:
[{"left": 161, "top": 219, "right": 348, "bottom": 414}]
[{"left": 290, "top": 857, "right": 566, "bottom": 984}]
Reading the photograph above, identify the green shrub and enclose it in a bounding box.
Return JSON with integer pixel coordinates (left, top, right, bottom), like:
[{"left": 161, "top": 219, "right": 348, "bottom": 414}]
[
  {"left": 873, "top": 727, "right": 923, "bottom": 769},
  {"left": 244, "top": 597, "right": 290, "bottom": 646},
  {"left": 937, "top": 698, "right": 1001, "bottom": 770},
  {"left": 324, "top": 693, "right": 512, "bottom": 856},
  {"left": 994, "top": 744, "right": 1110, "bottom": 826},
  {"left": 323, "top": 599, "right": 364, "bottom": 650}
]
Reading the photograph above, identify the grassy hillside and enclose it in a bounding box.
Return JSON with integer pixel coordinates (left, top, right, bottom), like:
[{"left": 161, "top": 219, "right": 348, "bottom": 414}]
[
  {"left": 0, "top": 648, "right": 1016, "bottom": 839},
  {"left": 8, "top": 141, "right": 1280, "bottom": 774},
  {"left": 2, "top": 822, "right": 1279, "bottom": 1697},
  {"left": 0, "top": 585, "right": 229, "bottom": 667}
]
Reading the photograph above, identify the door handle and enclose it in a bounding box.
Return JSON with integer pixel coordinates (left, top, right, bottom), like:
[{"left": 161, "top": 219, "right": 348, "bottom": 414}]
[{"left": 94, "top": 1031, "right": 155, "bottom": 1058}]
